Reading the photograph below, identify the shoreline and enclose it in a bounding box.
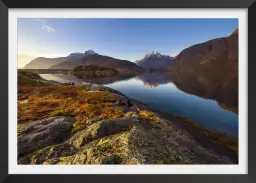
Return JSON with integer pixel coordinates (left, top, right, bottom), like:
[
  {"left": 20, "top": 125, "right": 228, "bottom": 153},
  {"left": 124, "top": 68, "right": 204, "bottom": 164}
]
[
  {"left": 18, "top": 70, "right": 238, "bottom": 164},
  {"left": 63, "top": 80, "right": 239, "bottom": 163},
  {"left": 128, "top": 98, "right": 238, "bottom": 163}
]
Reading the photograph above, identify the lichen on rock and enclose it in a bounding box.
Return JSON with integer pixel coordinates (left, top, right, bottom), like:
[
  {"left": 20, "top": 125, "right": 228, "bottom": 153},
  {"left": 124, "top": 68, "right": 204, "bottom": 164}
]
[{"left": 18, "top": 116, "right": 75, "bottom": 157}]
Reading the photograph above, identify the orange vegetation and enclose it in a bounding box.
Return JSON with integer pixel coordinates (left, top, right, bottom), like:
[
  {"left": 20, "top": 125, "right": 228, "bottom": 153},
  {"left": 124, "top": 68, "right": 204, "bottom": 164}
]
[{"left": 18, "top": 83, "right": 126, "bottom": 133}]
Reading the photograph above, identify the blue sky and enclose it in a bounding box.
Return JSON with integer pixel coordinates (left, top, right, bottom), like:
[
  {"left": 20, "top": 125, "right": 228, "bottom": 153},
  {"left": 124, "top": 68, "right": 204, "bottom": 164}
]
[{"left": 18, "top": 18, "right": 238, "bottom": 67}]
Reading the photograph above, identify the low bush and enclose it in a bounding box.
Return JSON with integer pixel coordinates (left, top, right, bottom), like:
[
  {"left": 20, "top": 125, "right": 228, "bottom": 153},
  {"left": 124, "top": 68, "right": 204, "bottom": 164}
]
[{"left": 73, "top": 65, "right": 118, "bottom": 78}]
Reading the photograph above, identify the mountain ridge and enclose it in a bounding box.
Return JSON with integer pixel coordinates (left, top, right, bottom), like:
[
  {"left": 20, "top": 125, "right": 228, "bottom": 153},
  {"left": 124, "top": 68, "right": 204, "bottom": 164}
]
[
  {"left": 23, "top": 50, "right": 141, "bottom": 71},
  {"left": 50, "top": 53, "right": 141, "bottom": 70},
  {"left": 135, "top": 51, "right": 174, "bottom": 69}
]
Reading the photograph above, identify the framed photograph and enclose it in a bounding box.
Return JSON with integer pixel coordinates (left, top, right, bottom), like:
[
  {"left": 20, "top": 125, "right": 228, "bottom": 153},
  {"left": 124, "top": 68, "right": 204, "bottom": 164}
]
[{"left": 0, "top": 0, "right": 254, "bottom": 182}]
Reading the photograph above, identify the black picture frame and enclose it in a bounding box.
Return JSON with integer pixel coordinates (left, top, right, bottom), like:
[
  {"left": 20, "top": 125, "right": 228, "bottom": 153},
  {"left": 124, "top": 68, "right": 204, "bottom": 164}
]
[{"left": 0, "top": 0, "right": 254, "bottom": 182}]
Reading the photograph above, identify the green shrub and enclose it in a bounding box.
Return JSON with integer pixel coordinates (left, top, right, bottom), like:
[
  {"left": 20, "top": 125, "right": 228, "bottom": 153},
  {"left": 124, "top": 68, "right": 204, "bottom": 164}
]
[{"left": 73, "top": 65, "right": 118, "bottom": 78}]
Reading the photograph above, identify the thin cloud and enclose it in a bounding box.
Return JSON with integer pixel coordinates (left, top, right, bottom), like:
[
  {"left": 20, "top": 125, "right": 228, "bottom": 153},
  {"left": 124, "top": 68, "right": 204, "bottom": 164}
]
[
  {"left": 42, "top": 25, "right": 56, "bottom": 32},
  {"left": 34, "top": 18, "right": 56, "bottom": 33}
]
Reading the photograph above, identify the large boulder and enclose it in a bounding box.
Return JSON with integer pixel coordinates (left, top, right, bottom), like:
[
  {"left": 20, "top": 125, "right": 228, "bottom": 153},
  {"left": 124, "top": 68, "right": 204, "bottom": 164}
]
[
  {"left": 67, "top": 119, "right": 134, "bottom": 148},
  {"left": 18, "top": 116, "right": 75, "bottom": 157}
]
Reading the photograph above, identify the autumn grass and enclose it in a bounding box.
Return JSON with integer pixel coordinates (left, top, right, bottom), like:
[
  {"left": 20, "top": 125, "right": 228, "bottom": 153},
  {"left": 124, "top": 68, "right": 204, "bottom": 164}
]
[{"left": 18, "top": 83, "right": 126, "bottom": 133}]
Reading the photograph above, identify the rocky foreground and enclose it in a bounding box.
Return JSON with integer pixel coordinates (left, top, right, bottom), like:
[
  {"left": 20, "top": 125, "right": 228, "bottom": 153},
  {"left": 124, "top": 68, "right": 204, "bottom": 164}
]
[{"left": 18, "top": 70, "right": 238, "bottom": 164}]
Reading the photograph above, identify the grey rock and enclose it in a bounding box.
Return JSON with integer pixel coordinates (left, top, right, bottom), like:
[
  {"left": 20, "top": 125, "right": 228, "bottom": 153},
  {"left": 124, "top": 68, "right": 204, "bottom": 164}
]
[
  {"left": 18, "top": 143, "right": 77, "bottom": 164},
  {"left": 67, "top": 119, "right": 134, "bottom": 148},
  {"left": 101, "top": 155, "right": 122, "bottom": 164},
  {"left": 18, "top": 116, "right": 75, "bottom": 157}
]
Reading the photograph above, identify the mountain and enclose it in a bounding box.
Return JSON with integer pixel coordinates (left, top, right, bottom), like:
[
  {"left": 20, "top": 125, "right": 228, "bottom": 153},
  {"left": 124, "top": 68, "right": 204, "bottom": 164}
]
[
  {"left": 23, "top": 57, "right": 69, "bottom": 69},
  {"left": 50, "top": 51, "right": 141, "bottom": 71},
  {"left": 135, "top": 51, "right": 174, "bottom": 69},
  {"left": 68, "top": 50, "right": 98, "bottom": 57},
  {"left": 22, "top": 51, "right": 94, "bottom": 69},
  {"left": 168, "top": 29, "right": 238, "bottom": 113},
  {"left": 24, "top": 50, "right": 141, "bottom": 71}
]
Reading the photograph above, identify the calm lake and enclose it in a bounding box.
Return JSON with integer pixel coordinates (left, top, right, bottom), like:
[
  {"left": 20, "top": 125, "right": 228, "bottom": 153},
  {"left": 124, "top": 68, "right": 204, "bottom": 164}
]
[{"left": 40, "top": 72, "right": 238, "bottom": 136}]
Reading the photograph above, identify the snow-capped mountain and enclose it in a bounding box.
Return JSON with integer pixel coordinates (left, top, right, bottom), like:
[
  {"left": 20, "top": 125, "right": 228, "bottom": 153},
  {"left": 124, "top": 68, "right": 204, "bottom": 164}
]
[
  {"left": 145, "top": 51, "right": 164, "bottom": 58},
  {"left": 135, "top": 51, "right": 174, "bottom": 69}
]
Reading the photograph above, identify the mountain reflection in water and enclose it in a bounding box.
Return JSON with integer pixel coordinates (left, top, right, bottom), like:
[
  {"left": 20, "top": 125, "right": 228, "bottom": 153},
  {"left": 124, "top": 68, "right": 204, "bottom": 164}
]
[{"left": 40, "top": 71, "right": 238, "bottom": 136}]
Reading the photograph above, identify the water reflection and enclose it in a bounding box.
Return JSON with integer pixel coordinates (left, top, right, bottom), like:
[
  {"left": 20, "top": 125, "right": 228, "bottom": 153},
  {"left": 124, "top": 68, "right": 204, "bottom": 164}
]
[
  {"left": 135, "top": 72, "right": 172, "bottom": 88},
  {"left": 40, "top": 73, "right": 136, "bottom": 85},
  {"left": 40, "top": 72, "right": 238, "bottom": 136},
  {"left": 40, "top": 71, "right": 238, "bottom": 114}
]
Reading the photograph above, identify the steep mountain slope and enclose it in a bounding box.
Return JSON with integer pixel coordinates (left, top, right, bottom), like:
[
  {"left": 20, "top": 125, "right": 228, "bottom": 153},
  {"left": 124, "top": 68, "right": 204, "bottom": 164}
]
[
  {"left": 135, "top": 51, "right": 174, "bottom": 69},
  {"left": 169, "top": 29, "right": 238, "bottom": 112}
]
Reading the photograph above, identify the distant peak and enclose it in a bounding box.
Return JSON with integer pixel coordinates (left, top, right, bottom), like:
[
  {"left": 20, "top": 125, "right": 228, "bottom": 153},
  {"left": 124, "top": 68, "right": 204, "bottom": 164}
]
[
  {"left": 145, "top": 51, "right": 161, "bottom": 58},
  {"left": 84, "top": 50, "right": 97, "bottom": 55},
  {"left": 144, "top": 51, "right": 174, "bottom": 59},
  {"left": 68, "top": 50, "right": 98, "bottom": 57},
  {"left": 151, "top": 50, "right": 160, "bottom": 55}
]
